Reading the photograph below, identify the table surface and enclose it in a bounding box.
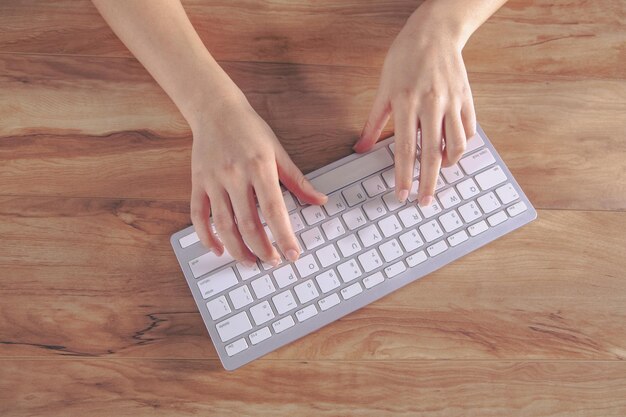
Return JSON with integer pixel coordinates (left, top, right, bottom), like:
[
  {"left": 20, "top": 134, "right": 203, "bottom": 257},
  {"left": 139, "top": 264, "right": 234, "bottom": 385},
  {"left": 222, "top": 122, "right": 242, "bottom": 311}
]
[{"left": 1, "top": 1, "right": 625, "bottom": 416}]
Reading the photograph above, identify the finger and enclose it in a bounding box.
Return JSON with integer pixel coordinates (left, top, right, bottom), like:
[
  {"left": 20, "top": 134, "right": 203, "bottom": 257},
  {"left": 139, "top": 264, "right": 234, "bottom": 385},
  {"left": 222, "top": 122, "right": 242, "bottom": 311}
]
[
  {"left": 276, "top": 147, "right": 327, "bottom": 206},
  {"left": 392, "top": 102, "right": 418, "bottom": 203},
  {"left": 210, "top": 186, "right": 257, "bottom": 266},
  {"left": 418, "top": 108, "right": 444, "bottom": 207},
  {"left": 254, "top": 172, "right": 301, "bottom": 263},
  {"left": 353, "top": 90, "right": 391, "bottom": 153},
  {"left": 461, "top": 96, "right": 477, "bottom": 140},
  {"left": 442, "top": 111, "right": 466, "bottom": 167},
  {"left": 190, "top": 186, "right": 223, "bottom": 254},
  {"left": 229, "top": 184, "right": 280, "bottom": 265}
]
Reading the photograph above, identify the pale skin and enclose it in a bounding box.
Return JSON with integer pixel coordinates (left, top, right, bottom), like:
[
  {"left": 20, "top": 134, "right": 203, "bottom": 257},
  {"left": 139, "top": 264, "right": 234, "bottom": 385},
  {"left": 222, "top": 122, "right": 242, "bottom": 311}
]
[{"left": 92, "top": 0, "right": 508, "bottom": 266}]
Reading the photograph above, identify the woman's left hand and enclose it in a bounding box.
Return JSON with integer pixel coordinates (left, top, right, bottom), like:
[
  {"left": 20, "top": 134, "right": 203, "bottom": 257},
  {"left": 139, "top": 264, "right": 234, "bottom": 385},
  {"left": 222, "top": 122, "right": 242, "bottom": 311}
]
[{"left": 353, "top": 7, "right": 477, "bottom": 207}]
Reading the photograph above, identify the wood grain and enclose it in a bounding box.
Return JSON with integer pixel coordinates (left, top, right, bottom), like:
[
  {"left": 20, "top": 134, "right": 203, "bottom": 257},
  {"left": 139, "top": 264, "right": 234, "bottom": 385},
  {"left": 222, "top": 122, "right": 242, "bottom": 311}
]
[
  {"left": 2, "top": 359, "right": 626, "bottom": 417},
  {"left": 1, "top": 54, "right": 625, "bottom": 209},
  {"left": 1, "top": 197, "right": 624, "bottom": 361},
  {"left": 0, "top": 0, "right": 624, "bottom": 79},
  {"left": 1, "top": 0, "right": 625, "bottom": 416}
]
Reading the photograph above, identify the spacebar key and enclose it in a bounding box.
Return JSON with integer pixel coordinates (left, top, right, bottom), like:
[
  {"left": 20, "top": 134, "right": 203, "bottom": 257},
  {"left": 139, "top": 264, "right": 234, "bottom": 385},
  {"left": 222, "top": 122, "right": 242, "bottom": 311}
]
[{"left": 309, "top": 147, "right": 393, "bottom": 195}]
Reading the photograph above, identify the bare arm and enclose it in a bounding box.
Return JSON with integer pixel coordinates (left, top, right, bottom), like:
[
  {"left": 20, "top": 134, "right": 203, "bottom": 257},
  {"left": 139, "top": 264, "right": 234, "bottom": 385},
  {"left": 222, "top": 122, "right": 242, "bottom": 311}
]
[
  {"left": 355, "top": 0, "right": 508, "bottom": 206},
  {"left": 92, "top": 0, "right": 327, "bottom": 266}
]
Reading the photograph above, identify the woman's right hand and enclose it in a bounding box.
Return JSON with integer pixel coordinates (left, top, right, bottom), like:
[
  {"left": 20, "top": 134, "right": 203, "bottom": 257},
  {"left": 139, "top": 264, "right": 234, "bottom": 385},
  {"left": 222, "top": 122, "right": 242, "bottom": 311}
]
[{"left": 190, "top": 92, "right": 328, "bottom": 267}]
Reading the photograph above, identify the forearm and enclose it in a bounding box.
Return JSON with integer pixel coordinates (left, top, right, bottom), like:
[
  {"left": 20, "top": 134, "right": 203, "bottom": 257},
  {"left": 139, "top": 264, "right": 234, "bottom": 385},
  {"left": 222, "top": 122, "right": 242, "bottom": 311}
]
[
  {"left": 408, "top": 0, "right": 508, "bottom": 47},
  {"left": 92, "top": 0, "right": 241, "bottom": 130}
]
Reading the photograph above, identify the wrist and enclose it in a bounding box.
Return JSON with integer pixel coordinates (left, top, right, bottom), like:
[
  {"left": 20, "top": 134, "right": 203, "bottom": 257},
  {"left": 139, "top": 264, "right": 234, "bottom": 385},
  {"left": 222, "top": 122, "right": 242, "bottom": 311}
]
[{"left": 406, "top": 1, "right": 476, "bottom": 50}]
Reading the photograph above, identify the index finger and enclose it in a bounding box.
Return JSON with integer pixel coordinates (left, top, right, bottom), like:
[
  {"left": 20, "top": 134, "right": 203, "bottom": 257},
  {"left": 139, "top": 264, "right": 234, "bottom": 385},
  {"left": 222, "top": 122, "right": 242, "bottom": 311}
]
[
  {"left": 253, "top": 172, "right": 301, "bottom": 263},
  {"left": 392, "top": 102, "right": 418, "bottom": 203}
]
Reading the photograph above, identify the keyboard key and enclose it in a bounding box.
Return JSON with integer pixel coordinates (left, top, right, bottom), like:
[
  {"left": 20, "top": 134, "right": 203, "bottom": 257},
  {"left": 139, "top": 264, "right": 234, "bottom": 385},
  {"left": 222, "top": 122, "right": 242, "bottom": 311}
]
[
  {"left": 440, "top": 164, "right": 465, "bottom": 183},
  {"left": 377, "top": 214, "right": 402, "bottom": 237},
  {"left": 419, "top": 200, "right": 443, "bottom": 218},
  {"left": 319, "top": 293, "right": 341, "bottom": 311},
  {"left": 381, "top": 168, "right": 395, "bottom": 188},
  {"left": 363, "top": 271, "right": 385, "bottom": 288},
  {"left": 342, "top": 207, "right": 367, "bottom": 230},
  {"left": 337, "top": 234, "right": 362, "bottom": 257},
  {"left": 249, "top": 326, "right": 271, "bottom": 345},
  {"left": 358, "top": 249, "right": 383, "bottom": 272},
  {"left": 236, "top": 262, "right": 261, "bottom": 280},
  {"left": 495, "top": 183, "right": 520, "bottom": 204},
  {"left": 407, "top": 180, "right": 420, "bottom": 203},
  {"left": 384, "top": 261, "right": 406, "bottom": 278},
  {"left": 316, "top": 244, "right": 341, "bottom": 268},
  {"left": 198, "top": 267, "right": 239, "bottom": 299},
  {"left": 382, "top": 191, "right": 405, "bottom": 211},
  {"left": 363, "top": 198, "right": 387, "bottom": 221},
  {"left": 343, "top": 184, "right": 367, "bottom": 207},
  {"left": 464, "top": 134, "right": 485, "bottom": 154},
  {"left": 437, "top": 187, "right": 462, "bottom": 209},
  {"left": 427, "top": 240, "right": 448, "bottom": 257},
  {"left": 468, "top": 220, "right": 488, "bottom": 236},
  {"left": 399, "top": 229, "right": 424, "bottom": 252},
  {"left": 458, "top": 201, "right": 482, "bottom": 223},
  {"left": 310, "top": 147, "right": 393, "bottom": 196},
  {"left": 302, "top": 205, "right": 326, "bottom": 225},
  {"left": 435, "top": 176, "right": 446, "bottom": 191},
  {"left": 228, "top": 285, "right": 254, "bottom": 310},
  {"left": 316, "top": 270, "right": 341, "bottom": 293},
  {"left": 273, "top": 264, "right": 298, "bottom": 288},
  {"left": 321, "top": 217, "right": 346, "bottom": 240},
  {"left": 249, "top": 301, "right": 275, "bottom": 326},
  {"left": 419, "top": 220, "right": 444, "bottom": 242},
  {"left": 337, "top": 259, "right": 362, "bottom": 282},
  {"left": 439, "top": 210, "right": 463, "bottom": 233},
  {"left": 507, "top": 201, "right": 528, "bottom": 217},
  {"left": 294, "top": 254, "right": 320, "bottom": 278},
  {"left": 477, "top": 192, "right": 502, "bottom": 214},
  {"left": 447, "top": 230, "right": 469, "bottom": 247},
  {"left": 406, "top": 250, "right": 427, "bottom": 267},
  {"left": 282, "top": 191, "right": 297, "bottom": 212},
  {"left": 341, "top": 282, "right": 363, "bottom": 300},
  {"left": 216, "top": 311, "right": 253, "bottom": 342},
  {"left": 487, "top": 211, "right": 508, "bottom": 226},
  {"left": 263, "top": 225, "right": 275, "bottom": 243},
  {"left": 459, "top": 148, "right": 496, "bottom": 175},
  {"left": 225, "top": 338, "right": 249, "bottom": 357},
  {"left": 294, "top": 280, "right": 320, "bottom": 304},
  {"left": 457, "top": 178, "right": 480, "bottom": 200},
  {"left": 476, "top": 165, "right": 507, "bottom": 191},
  {"left": 206, "top": 295, "right": 231, "bottom": 320},
  {"left": 251, "top": 275, "right": 276, "bottom": 299},
  {"left": 179, "top": 231, "right": 200, "bottom": 248},
  {"left": 272, "top": 315, "right": 295, "bottom": 333},
  {"left": 289, "top": 212, "right": 305, "bottom": 232},
  {"left": 398, "top": 206, "right": 422, "bottom": 228},
  {"left": 363, "top": 175, "right": 387, "bottom": 197},
  {"left": 189, "top": 250, "right": 235, "bottom": 279},
  {"left": 296, "top": 304, "right": 319, "bottom": 322},
  {"left": 358, "top": 224, "right": 383, "bottom": 247},
  {"left": 301, "top": 226, "right": 325, "bottom": 250},
  {"left": 323, "top": 192, "right": 347, "bottom": 216},
  {"left": 379, "top": 239, "right": 403, "bottom": 262}
]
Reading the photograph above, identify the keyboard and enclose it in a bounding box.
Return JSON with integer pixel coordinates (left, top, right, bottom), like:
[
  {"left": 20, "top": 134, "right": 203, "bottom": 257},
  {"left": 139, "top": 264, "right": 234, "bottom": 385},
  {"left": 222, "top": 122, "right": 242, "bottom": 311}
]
[{"left": 170, "top": 124, "right": 537, "bottom": 370}]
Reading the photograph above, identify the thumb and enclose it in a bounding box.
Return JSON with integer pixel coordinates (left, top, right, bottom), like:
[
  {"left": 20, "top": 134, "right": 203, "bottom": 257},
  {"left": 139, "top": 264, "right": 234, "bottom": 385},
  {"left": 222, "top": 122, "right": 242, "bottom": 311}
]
[
  {"left": 276, "top": 148, "right": 328, "bottom": 206},
  {"left": 353, "top": 90, "right": 391, "bottom": 153}
]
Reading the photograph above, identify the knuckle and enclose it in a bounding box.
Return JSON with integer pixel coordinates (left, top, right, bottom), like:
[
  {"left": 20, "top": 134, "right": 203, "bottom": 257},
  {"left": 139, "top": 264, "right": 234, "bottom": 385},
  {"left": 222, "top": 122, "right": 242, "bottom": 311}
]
[
  {"left": 190, "top": 207, "right": 205, "bottom": 223},
  {"left": 262, "top": 200, "right": 285, "bottom": 221},
  {"left": 237, "top": 217, "right": 260, "bottom": 235},
  {"left": 213, "top": 215, "right": 235, "bottom": 233},
  {"left": 397, "top": 139, "right": 416, "bottom": 156}
]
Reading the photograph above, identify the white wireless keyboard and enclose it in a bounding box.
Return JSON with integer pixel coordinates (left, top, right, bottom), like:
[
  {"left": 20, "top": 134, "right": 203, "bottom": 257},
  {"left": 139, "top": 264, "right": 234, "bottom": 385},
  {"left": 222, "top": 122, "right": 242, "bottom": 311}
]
[{"left": 171, "top": 125, "right": 536, "bottom": 370}]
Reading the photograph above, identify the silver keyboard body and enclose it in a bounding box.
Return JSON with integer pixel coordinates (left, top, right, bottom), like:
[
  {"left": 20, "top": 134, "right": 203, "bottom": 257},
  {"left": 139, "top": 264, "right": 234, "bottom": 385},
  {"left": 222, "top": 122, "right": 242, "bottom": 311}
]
[{"left": 170, "top": 125, "right": 537, "bottom": 370}]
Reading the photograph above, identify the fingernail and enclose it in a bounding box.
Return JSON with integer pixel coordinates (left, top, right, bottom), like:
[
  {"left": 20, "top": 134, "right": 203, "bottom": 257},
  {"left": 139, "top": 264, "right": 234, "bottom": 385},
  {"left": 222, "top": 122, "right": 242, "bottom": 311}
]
[
  {"left": 270, "top": 258, "right": 280, "bottom": 267},
  {"left": 398, "top": 189, "right": 409, "bottom": 203},
  {"left": 419, "top": 195, "right": 433, "bottom": 207},
  {"left": 243, "top": 260, "right": 256, "bottom": 268},
  {"left": 285, "top": 249, "right": 299, "bottom": 262}
]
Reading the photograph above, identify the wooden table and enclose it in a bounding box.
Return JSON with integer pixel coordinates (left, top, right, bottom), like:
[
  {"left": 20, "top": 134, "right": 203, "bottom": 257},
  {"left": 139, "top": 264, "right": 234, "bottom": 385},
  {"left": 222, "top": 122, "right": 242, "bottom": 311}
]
[{"left": 1, "top": 1, "right": 625, "bottom": 416}]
